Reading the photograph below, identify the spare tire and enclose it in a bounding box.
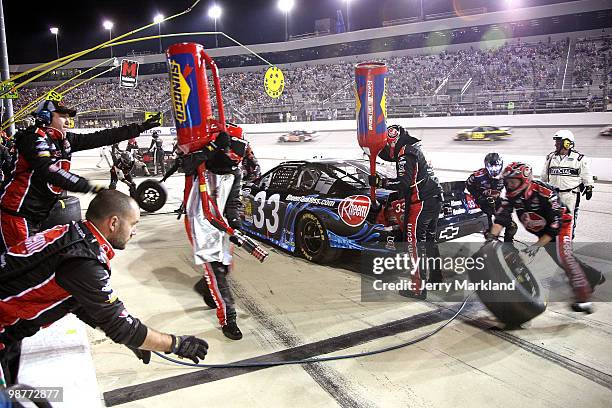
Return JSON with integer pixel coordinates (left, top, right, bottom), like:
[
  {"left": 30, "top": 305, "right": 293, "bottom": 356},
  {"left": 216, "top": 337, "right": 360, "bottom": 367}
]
[
  {"left": 135, "top": 179, "right": 167, "bottom": 213},
  {"left": 41, "top": 195, "right": 82, "bottom": 230},
  {"left": 469, "top": 241, "right": 547, "bottom": 327}
]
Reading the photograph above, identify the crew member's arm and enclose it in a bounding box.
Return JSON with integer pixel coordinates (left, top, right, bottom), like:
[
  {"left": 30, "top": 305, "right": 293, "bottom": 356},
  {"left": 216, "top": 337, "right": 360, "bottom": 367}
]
[
  {"left": 490, "top": 197, "right": 514, "bottom": 238},
  {"left": 384, "top": 152, "right": 416, "bottom": 197},
  {"left": 18, "top": 132, "right": 92, "bottom": 193},
  {"left": 579, "top": 154, "right": 594, "bottom": 199},
  {"left": 540, "top": 154, "right": 551, "bottom": 182},
  {"left": 225, "top": 169, "right": 243, "bottom": 229},
  {"left": 67, "top": 114, "right": 161, "bottom": 152}
]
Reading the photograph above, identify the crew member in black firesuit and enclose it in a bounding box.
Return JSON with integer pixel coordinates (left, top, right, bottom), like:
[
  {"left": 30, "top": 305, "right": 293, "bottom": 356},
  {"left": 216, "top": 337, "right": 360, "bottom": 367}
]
[
  {"left": 0, "top": 190, "right": 209, "bottom": 387},
  {"left": 109, "top": 150, "right": 148, "bottom": 198},
  {"left": 0, "top": 101, "right": 161, "bottom": 251},
  {"left": 241, "top": 144, "right": 261, "bottom": 182},
  {"left": 489, "top": 162, "right": 606, "bottom": 314},
  {"left": 148, "top": 130, "right": 165, "bottom": 175},
  {"left": 375, "top": 125, "right": 445, "bottom": 292},
  {"left": 466, "top": 152, "right": 517, "bottom": 242}
]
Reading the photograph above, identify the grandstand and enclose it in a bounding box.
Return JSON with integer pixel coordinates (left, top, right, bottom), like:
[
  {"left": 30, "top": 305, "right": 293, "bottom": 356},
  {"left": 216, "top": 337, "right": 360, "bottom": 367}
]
[{"left": 8, "top": 0, "right": 611, "bottom": 127}]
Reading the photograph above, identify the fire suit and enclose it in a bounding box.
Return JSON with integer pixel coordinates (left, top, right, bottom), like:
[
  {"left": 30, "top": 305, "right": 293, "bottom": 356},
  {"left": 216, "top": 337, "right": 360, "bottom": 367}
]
[
  {"left": 494, "top": 180, "right": 603, "bottom": 303},
  {"left": 0, "top": 220, "right": 148, "bottom": 386},
  {"left": 184, "top": 167, "right": 242, "bottom": 327},
  {"left": 466, "top": 168, "right": 517, "bottom": 242},
  {"left": 0, "top": 124, "right": 144, "bottom": 251},
  {"left": 384, "top": 141, "right": 444, "bottom": 290},
  {"left": 110, "top": 154, "right": 138, "bottom": 197},
  {"left": 541, "top": 150, "right": 593, "bottom": 237},
  {"left": 241, "top": 148, "right": 261, "bottom": 182},
  {"left": 148, "top": 137, "right": 165, "bottom": 175}
]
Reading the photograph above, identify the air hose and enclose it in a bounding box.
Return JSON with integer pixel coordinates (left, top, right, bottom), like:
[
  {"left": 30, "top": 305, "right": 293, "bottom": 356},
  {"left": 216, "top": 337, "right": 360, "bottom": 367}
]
[{"left": 152, "top": 293, "right": 474, "bottom": 368}]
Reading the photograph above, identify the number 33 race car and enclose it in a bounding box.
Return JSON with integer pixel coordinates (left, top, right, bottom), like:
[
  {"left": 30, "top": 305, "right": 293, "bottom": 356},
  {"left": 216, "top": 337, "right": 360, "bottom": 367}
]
[{"left": 240, "top": 160, "right": 487, "bottom": 263}]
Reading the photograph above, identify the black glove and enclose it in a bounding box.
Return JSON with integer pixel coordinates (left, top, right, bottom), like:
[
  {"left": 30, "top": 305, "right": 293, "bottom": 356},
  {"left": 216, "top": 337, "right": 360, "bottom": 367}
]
[
  {"left": 583, "top": 185, "right": 593, "bottom": 200},
  {"left": 89, "top": 184, "right": 106, "bottom": 194},
  {"left": 140, "top": 113, "right": 161, "bottom": 131},
  {"left": 170, "top": 335, "right": 209, "bottom": 364},
  {"left": 523, "top": 244, "right": 541, "bottom": 257},
  {"left": 128, "top": 346, "right": 151, "bottom": 364},
  {"left": 227, "top": 217, "right": 242, "bottom": 230}
]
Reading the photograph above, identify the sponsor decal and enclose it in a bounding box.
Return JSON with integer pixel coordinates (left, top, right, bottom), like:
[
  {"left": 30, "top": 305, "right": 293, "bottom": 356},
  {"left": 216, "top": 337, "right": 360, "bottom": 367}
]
[
  {"left": 452, "top": 208, "right": 466, "bottom": 215},
  {"left": 549, "top": 167, "right": 579, "bottom": 176},
  {"left": 367, "top": 80, "right": 374, "bottom": 131},
  {"left": 438, "top": 225, "right": 459, "bottom": 240},
  {"left": 338, "top": 195, "right": 371, "bottom": 227},
  {"left": 520, "top": 212, "right": 547, "bottom": 232},
  {"left": 120, "top": 59, "right": 139, "bottom": 88},
  {"left": 286, "top": 194, "right": 336, "bottom": 207},
  {"left": 168, "top": 53, "right": 200, "bottom": 128}
]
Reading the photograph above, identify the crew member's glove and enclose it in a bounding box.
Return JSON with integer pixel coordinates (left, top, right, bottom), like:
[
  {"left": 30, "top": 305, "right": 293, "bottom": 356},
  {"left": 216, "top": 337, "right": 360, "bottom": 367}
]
[
  {"left": 89, "top": 184, "right": 106, "bottom": 194},
  {"left": 227, "top": 217, "right": 242, "bottom": 230},
  {"left": 139, "top": 113, "right": 162, "bottom": 132},
  {"left": 523, "top": 244, "right": 541, "bottom": 257},
  {"left": 368, "top": 174, "right": 386, "bottom": 188},
  {"left": 170, "top": 335, "right": 209, "bottom": 364},
  {"left": 583, "top": 185, "right": 593, "bottom": 200},
  {"left": 484, "top": 231, "right": 499, "bottom": 242},
  {"left": 127, "top": 346, "right": 151, "bottom": 364},
  {"left": 116, "top": 169, "right": 125, "bottom": 180}
]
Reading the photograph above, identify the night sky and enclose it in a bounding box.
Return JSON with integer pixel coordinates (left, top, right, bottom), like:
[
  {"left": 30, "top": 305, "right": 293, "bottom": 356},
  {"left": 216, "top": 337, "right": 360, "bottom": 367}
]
[{"left": 4, "top": 0, "right": 572, "bottom": 64}]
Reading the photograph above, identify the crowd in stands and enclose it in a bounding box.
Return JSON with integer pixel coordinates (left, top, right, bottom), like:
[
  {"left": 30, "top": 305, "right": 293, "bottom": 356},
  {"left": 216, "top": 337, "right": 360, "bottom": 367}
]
[{"left": 13, "top": 36, "right": 610, "bottom": 126}]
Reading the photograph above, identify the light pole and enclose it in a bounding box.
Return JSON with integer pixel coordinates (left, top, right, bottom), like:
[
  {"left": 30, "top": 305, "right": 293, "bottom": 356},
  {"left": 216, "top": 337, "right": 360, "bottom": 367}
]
[
  {"left": 103, "top": 20, "right": 114, "bottom": 57},
  {"left": 153, "top": 13, "right": 164, "bottom": 53},
  {"left": 278, "top": 0, "right": 294, "bottom": 41},
  {"left": 50, "top": 27, "right": 59, "bottom": 59},
  {"left": 207, "top": 5, "right": 222, "bottom": 48},
  {"left": 344, "top": 0, "right": 352, "bottom": 32}
]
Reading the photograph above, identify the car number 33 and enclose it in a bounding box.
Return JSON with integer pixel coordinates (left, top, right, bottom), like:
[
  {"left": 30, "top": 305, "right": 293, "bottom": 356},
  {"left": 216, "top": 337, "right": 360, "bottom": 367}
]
[{"left": 252, "top": 191, "right": 281, "bottom": 234}]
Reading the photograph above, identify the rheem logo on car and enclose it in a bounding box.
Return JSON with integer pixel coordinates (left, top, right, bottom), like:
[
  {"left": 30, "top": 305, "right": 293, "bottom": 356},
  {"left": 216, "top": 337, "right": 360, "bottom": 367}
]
[{"left": 338, "top": 195, "right": 371, "bottom": 227}]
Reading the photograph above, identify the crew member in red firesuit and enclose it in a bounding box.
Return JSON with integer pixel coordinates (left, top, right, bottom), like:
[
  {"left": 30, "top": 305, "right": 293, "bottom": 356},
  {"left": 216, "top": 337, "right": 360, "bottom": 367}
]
[
  {"left": 0, "top": 100, "right": 160, "bottom": 251},
  {"left": 466, "top": 152, "right": 517, "bottom": 242},
  {"left": 187, "top": 124, "right": 247, "bottom": 340},
  {"left": 489, "top": 162, "right": 605, "bottom": 313},
  {"left": 376, "top": 125, "right": 444, "bottom": 290}
]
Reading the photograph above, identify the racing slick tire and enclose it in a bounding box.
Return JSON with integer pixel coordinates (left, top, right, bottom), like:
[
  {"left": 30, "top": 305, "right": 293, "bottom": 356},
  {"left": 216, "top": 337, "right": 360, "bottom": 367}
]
[
  {"left": 296, "top": 212, "right": 341, "bottom": 264},
  {"left": 41, "top": 195, "right": 81, "bottom": 230},
  {"left": 469, "top": 240, "right": 547, "bottom": 327},
  {"left": 299, "top": 135, "right": 305, "bottom": 142},
  {"left": 135, "top": 179, "right": 167, "bottom": 213}
]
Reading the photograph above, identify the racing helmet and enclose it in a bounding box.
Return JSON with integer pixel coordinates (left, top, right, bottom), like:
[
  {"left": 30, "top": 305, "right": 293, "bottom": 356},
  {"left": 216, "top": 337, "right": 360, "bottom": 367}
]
[
  {"left": 484, "top": 153, "right": 503, "bottom": 178},
  {"left": 120, "top": 150, "right": 134, "bottom": 165},
  {"left": 225, "top": 123, "right": 247, "bottom": 163},
  {"left": 502, "top": 162, "right": 533, "bottom": 198},
  {"left": 553, "top": 129, "right": 575, "bottom": 151},
  {"left": 152, "top": 130, "right": 160, "bottom": 138},
  {"left": 379, "top": 125, "right": 420, "bottom": 161}
]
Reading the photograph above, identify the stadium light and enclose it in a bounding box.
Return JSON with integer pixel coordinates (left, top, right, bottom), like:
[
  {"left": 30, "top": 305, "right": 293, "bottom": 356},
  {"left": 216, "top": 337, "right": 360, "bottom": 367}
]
[
  {"left": 50, "top": 27, "right": 59, "bottom": 59},
  {"left": 153, "top": 13, "right": 164, "bottom": 53},
  {"left": 208, "top": 4, "right": 222, "bottom": 48},
  {"left": 278, "top": 0, "right": 295, "bottom": 41},
  {"left": 103, "top": 21, "right": 114, "bottom": 57}
]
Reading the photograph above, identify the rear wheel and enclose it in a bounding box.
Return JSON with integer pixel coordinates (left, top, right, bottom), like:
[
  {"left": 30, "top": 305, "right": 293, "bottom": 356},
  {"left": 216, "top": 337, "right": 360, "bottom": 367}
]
[
  {"left": 296, "top": 213, "right": 341, "bottom": 263},
  {"left": 470, "top": 241, "right": 547, "bottom": 327}
]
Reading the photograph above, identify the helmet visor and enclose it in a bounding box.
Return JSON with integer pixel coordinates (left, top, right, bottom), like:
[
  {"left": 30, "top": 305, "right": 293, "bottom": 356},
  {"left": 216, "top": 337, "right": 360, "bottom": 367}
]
[
  {"left": 505, "top": 177, "right": 523, "bottom": 191},
  {"left": 486, "top": 162, "right": 503, "bottom": 177}
]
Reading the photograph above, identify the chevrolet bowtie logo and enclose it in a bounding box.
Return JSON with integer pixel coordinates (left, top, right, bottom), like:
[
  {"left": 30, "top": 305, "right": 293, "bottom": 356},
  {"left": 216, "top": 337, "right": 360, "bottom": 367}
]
[{"left": 439, "top": 225, "right": 459, "bottom": 240}]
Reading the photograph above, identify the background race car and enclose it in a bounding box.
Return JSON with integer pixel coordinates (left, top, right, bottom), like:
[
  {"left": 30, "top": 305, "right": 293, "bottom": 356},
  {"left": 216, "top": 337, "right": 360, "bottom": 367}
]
[
  {"left": 278, "top": 130, "right": 318, "bottom": 143},
  {"left": 240, "top": 160, "right": 487, "bottom": 263},
  {"left": 455, "top": 126, "right": 512, "bottom": 141},
  {"left": 599, "top": 125, "right": 612, "bottom": 137}
]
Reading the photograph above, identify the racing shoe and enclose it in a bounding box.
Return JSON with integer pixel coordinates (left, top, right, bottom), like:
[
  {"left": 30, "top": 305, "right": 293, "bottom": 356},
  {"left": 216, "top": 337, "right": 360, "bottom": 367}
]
[
  {"left": 222, "top": 320, "right": 243, "bottom": 340},
  {"left": 571, "top": 302, "right": 594, "bottom": 314},
  {"left": 193, "top": 278, "right": 217, "bottom": 309}
]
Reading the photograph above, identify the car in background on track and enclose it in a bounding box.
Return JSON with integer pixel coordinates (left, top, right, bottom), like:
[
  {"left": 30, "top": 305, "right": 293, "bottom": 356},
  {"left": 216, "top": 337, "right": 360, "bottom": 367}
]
[
  {"left": 240, "top": 159, "right": 487, "bottom": 263},
  {"left": 599, "top": 125, "right": 612, "bottom": 137},
  {"left": 454, "top": 126, "right": 512, "bottom": 141},
  {"left": 278, "top": 130, "right": 317, "bottom": 143}
]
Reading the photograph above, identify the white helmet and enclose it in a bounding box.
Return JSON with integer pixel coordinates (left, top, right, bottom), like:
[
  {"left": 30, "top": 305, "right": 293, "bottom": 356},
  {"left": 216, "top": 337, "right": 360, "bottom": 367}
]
[{"left": 553, "top": 129, "right": 575, "bottom": 150}]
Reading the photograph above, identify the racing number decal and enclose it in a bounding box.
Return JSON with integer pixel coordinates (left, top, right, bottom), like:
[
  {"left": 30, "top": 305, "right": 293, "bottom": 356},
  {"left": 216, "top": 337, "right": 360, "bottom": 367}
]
[{"left": 252, "top": 191, "right": 281, "bottom": 234}]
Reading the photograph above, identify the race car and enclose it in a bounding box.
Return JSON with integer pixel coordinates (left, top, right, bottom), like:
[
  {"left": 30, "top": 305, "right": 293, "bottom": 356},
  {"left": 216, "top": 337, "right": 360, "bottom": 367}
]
[
  {"left": 454, "top": 126, "right": 512, "bottom": 141},
  {"left": 278, "top": 130, "right": 317, "bottom": 143},
  {"left": 240, "top": 159, "right": 487, "bottom": 263},
  {"left": 599, "top": 125, "right": 612, "bottom": 137}
]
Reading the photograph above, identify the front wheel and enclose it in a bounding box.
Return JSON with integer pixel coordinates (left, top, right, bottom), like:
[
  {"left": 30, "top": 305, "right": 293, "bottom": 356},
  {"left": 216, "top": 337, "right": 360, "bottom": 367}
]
[{"left": 295, "top": 213, "right": 341, "bottom": 263}]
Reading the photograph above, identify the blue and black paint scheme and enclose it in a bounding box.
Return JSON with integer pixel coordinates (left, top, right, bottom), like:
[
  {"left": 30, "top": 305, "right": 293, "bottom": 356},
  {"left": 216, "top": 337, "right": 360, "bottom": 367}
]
[{"left": 240, "top": 160, "right": 487, "bottom": 258}]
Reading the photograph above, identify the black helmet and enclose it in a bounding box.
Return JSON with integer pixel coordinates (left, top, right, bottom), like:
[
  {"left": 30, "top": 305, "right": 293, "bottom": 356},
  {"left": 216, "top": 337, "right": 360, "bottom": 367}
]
[
  {"left": 120, "top": 151, "right": 134, "bottom": 164},
  {"left": 484, "top": 152, "right": 503, "bottom": 178}
]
